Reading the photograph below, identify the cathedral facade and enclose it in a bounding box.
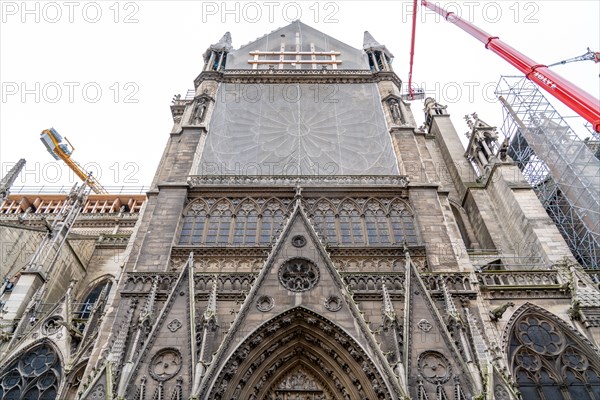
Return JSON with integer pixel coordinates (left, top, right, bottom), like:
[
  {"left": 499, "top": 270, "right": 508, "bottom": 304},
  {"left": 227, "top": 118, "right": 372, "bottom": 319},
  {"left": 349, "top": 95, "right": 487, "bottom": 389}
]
[{"left": 1, "top": 21, "right": 599, "bottom": 400}]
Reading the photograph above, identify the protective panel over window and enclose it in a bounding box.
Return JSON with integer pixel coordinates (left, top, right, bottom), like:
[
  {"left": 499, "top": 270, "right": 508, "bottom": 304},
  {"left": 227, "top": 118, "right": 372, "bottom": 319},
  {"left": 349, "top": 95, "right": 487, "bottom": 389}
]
[
  {"left": 198, "top": 83, "right": 399, "bottom": 176},
  {"left": 0, "top": 344, "right": 61, "bottom": 400}
]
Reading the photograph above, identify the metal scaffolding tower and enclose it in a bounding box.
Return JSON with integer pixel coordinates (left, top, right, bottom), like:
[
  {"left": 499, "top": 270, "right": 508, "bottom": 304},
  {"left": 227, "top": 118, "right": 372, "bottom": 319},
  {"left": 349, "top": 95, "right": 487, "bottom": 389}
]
[{"left": 496, "top": 76, "right": 600, "bottom": 268}]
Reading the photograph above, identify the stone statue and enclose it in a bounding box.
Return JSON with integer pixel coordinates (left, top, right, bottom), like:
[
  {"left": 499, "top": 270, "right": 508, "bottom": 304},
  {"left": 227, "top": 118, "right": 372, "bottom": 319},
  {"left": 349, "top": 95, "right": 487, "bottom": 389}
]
[
  {"left": 499, "top": 137, "right": 509, "bottom": 161},
  {"left": 388, "top": 99, "right": 402, "bottom": 123},
  {"left": 192, "top": 98, "right": 208, "bottom": 124}
]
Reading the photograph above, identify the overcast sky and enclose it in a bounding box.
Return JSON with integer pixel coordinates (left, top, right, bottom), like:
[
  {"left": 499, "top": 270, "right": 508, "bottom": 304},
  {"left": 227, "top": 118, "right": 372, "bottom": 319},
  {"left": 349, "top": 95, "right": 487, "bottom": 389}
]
[{"left": 1, "top": 0, "right": 598, "bottom": 191}]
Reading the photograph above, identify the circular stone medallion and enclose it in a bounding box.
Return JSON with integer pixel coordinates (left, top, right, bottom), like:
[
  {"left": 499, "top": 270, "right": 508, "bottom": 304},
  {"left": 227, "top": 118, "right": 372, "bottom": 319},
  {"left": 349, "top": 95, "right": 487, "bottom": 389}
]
[
  {"left": 149, "top": 348, "right": 182, "bottom": 381},
  {"left": 278, "top": 258, "right": 319, "bottom": 292},
  {"left": 417, "top": 351, "right": 452, "bottom": 384},
  {"left": 324, "top": 296, "right": 342, "bottom": 312},
  {"left": 256, "top": 295, "right": 275, "bottom": 312},
  {"left": 291, "top": 235, "right": 307, "bottom": 248}
]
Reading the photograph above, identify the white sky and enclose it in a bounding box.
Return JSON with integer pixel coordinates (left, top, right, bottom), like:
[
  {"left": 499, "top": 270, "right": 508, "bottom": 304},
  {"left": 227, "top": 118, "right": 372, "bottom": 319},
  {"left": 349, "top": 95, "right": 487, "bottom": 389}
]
[{"left": 1, "top": 0, "right": 599, "bottom": 191}]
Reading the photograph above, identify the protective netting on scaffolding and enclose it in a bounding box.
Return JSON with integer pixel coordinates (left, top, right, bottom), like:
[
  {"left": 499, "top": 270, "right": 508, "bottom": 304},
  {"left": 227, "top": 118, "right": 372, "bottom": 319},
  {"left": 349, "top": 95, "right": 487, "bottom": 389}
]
[{"left": 496, "top": 76, "right": 600, "bottom": 268}]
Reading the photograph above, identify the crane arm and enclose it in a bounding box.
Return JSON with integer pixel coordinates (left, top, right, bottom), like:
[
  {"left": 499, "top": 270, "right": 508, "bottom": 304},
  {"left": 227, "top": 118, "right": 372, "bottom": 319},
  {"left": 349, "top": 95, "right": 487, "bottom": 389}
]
[
  {"left": 41, "top": 129, "right": 108, "bottom": 194},
  {"left": 421, "top": 0, "right": 600, "bottom": 132},
  {"left": 548, "top": 47, "right": 600, "bottom": 67},
  {"left": 407, "top": 0, "right": 418, "bottom": 100}
]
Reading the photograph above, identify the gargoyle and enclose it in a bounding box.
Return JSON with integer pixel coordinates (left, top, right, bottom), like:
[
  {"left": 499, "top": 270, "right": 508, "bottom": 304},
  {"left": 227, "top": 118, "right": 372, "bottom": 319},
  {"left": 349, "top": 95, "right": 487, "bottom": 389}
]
[{"left": 489, "top": 302, "right": 514, "bottom": 322}]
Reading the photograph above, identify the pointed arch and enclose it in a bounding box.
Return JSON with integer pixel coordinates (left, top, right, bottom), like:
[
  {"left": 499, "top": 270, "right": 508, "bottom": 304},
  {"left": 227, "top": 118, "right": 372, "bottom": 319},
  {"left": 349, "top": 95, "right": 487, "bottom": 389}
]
[
  {"left": 364, "top": 198, "right": 392, "bottom": 245},
  {"left": 62, "top": 361, "right": 86, "bottom": 400},
  {"left": 259, "top": 198, "right": 288, "bottom": 245},
  {"left": 76, "top": 277, "right": 113, "bottom": 320},
  {"left": 232, "top": 198, "right": 260, "bottom": 245},
  {"left": 232, "top": 197, "right": 260, "bottom": 214},
  {"left": 208, "top": 307, "right": 392, "bottom": 399},
  {"left": 264, "top": 360, "right": 337, "bottom": 399},
  {"left": 182, "top": 198, "right": 209, "bottom": 216},
  {"left": 0, "top": 340, "right": 62, "bottom": 400},
  {"left": 337, "top": 198, "right": 364, "bottom": 245},
  {"left": 309, "top": 198, "right": 338, "bottom": 244},
  {"left": 179, "top": 198, "right": 209, "bottom": 245},
  {"left": 504, "top": 303, "right": 600, "bottom": 399},
  {"left": 179, "top": 197, "right": 292, "bottom": 246},
  {"left": 205, "top": 198, "right": 234, "bottom": 245}
]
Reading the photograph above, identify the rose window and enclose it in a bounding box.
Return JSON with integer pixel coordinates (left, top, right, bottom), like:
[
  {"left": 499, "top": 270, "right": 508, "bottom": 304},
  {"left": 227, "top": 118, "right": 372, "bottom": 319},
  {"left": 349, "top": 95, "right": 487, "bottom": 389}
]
[
  {"left": 278, "top": 259, "right": 319, "bottom": 292},
  {"left": 517, "top": 317, "right": 564, "bottom": 355}
]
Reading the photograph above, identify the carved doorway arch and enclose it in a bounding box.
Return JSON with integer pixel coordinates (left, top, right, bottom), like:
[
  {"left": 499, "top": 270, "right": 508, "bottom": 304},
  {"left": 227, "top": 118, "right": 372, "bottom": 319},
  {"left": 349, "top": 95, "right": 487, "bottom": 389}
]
[{"left": 208, "top": 307, "right": 393, "bottom": 399}]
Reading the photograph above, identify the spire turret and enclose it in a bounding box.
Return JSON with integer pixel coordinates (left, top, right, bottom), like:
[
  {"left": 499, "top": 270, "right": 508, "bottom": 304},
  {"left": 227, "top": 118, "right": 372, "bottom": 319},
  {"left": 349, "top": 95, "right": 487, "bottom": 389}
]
[
  {"left": 363, "top": 31, "right": 394, "bottom": 71},
  {"left": 203, "top": 32, "right": 232, "bottom": 71}
]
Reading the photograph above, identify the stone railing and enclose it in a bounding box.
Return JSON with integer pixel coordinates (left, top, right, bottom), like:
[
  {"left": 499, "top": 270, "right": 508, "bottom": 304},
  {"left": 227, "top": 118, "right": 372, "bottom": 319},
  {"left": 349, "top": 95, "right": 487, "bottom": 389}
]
[
  {"left": 195, "top": 69, "right": 403, "bottom": 88},
  {"left": 342, "top": 273, "right": 405, "bottom": 294},
  {"left": 188, "top": 175, "right": 409, "bottom": 188},
  {"left": 121, "top": 272, "right": 256, "bottom": 296},
  {"left": 421, "top": 273, "right": 474, "bottom": 292},
  {"left": 477, "top": 270, "right": 563, "bottom": 288},
  {"left": 96, "top": 234, "right": 131, "bottom": 247}
]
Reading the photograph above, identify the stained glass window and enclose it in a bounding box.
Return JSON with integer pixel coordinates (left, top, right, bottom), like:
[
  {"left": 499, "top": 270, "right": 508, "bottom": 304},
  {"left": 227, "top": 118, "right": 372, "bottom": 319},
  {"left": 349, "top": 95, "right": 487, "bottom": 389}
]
[
  {"left": 509, "top": 313, "right": 600, "bottom": 400},
  {"left": 0, "top": 344, "right": 61, "bottom": 400},
  {"left": 178, "top": 197, "right": 418, "bottom": 247}
]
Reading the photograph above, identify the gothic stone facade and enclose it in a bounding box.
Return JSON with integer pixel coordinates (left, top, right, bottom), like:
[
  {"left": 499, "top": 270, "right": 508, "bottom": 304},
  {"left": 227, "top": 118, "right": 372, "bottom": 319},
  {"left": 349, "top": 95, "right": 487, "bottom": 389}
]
[{"left": 1, "top": 21, "right": 600, "bottom": 400}]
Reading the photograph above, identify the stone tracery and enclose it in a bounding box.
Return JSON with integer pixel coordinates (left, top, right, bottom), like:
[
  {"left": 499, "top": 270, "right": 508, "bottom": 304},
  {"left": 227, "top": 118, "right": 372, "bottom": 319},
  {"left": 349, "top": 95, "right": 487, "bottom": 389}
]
[
  {"left": 0, "top": 343, "right": 62, "bottom": 400},
  {"left": 208, "top": 307, "right": 392, "bottom": 399},
  {"left": 179, "top": 196, "right": 417, "bottom": 247},
  {"left": 508, "top": 308, "right": 600, "bottom": 399}
]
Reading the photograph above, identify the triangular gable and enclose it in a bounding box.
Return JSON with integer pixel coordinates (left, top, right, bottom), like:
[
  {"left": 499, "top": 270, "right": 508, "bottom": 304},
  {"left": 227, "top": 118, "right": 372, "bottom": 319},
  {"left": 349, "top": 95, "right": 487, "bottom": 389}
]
[
  {"left": 404, "top": 256, "right": 476, "bottom": 398},
  {"left": 198, "top": 202, "right": 405, "bottom": 398},
  {"left": 225, "top": 20, "right": 367, "bottom": 70},
  {"left": 80, "top": 364, "right": 112, "bottom": 400},
  {"left": 116, "top": 258, "right": 195, "bottom": 400}
]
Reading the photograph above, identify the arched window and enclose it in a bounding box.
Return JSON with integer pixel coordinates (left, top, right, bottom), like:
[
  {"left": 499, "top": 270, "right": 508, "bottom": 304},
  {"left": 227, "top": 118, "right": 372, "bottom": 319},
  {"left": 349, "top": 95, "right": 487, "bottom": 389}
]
[
  {"left": 388, "top": 199, "right": 418, "bottom": 245},
  {"left": 364, "top": 199, "right": 391, "bottom": 245},
  {"left": 64, "top": 364, "right": 85, "bottom": 400},
  {"left": 259, "top": 200, "right": 286, "bottom": 244},
  {"left": 0, "top": 344, "right": 61, "bottom": 399},
  {"left": 205, "top": 200, "right": 233, "bottom": 245},
  {"left": 509, "top": 313, "right": 600, "bottom": 400},
  {"left": 338, "top": 200, "right": 364, "bottom": 245},
  {"left": 233, "top": 200, "right": 259, "bottom": 245},
  {"left": 308, "top": 197, "right": 418, "bottom": 247},
  {"left": 179, "top": 200, "right": 208, "bottom": 245},
  {"left": 179, "top": 198, "right": 289, "bottom": 246},
  {"left": 311, "top": 200, "right": 337, "bottom": 244},
  {"left": 77, "top": 280, "right": 112, "bottom": 320}
]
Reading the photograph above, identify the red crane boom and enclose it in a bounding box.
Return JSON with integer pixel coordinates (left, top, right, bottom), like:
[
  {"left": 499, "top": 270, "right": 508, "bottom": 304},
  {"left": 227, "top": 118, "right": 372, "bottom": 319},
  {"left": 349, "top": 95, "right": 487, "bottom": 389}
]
[
  {"left": 407, "top": 0, "right": 418, "bottom": 100},
  {"left": 421, "top": 0, "right": 600, "bottom": 132}
]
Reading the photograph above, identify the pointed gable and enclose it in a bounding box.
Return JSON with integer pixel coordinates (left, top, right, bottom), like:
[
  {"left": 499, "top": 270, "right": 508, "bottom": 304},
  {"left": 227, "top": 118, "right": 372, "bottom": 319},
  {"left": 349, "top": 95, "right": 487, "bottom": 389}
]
[
  {"left": 198, "top": 203, "right": 406, "bottom": 399},
  {"left": 225, "top": 20, "right": 368, "bottom": 70}
]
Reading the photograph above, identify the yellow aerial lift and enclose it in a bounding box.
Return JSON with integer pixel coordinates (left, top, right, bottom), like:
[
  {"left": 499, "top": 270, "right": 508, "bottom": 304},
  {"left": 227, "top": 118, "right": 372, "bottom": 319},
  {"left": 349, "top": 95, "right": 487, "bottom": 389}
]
[{"left": 40, "top": 128, "right": 108, "bottom": 194}]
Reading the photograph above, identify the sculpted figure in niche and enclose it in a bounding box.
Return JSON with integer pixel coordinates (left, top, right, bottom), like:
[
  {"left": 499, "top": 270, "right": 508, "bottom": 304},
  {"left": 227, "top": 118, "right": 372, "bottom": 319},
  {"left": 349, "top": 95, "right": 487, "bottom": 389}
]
[
  {"left": 388, "top": 98, "right": 404, "bottom": 124},
  {"left": 192, "top": 98, "right": 208, "bottom": 124}
]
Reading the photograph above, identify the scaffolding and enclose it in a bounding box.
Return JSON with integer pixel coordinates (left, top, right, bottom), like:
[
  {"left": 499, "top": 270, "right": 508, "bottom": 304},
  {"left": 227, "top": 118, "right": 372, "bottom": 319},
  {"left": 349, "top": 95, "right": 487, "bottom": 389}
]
[{"left": 496, "top": 76, "right": 600, "bottom": 268}]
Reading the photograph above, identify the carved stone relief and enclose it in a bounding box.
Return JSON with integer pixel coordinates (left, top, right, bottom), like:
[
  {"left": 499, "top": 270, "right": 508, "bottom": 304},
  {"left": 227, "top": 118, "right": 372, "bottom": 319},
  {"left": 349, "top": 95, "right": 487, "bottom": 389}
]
[
  {"left": 417, "top": 351, "right": 452, "bottom": 384},
  {"left": 278, "top": 259, "right": 320, "bottom": 292},
  {"left": 167, "top": 319, "right": 182, "bottom": 332},
  {"left": 257, "top": 295, "right": 275, "bottom": 312},
  {"left": 149, "top": 348, "right": 182, "bottom": 382},
  {"left": 324, "top": 296, "right": 342, "bottom": 312}
]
